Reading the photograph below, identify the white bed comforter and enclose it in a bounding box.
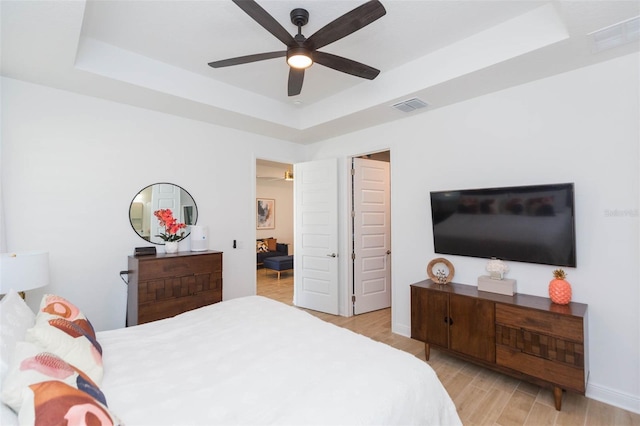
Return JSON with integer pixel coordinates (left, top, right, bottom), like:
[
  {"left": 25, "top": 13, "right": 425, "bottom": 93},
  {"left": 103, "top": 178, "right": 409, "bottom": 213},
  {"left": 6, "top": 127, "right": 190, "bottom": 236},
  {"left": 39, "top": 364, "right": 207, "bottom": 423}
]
[{"left": 97, "top": 296, "right": 461, "bottom": 425}]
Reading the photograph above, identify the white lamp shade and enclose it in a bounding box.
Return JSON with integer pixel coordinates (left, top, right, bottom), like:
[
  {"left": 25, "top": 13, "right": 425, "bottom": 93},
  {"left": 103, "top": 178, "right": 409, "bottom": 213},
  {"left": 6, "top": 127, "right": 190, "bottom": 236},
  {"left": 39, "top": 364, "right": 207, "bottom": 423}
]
[{"left": 0, "top": 251, "right": 50, "bottom": 294}]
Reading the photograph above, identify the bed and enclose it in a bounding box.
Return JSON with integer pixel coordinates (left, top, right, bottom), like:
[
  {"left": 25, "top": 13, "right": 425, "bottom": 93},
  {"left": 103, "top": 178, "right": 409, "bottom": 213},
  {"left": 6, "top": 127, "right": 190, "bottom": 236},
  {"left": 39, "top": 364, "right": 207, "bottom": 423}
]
[{"left": 1, "top": 291, "right": 461, "bottom": 425}]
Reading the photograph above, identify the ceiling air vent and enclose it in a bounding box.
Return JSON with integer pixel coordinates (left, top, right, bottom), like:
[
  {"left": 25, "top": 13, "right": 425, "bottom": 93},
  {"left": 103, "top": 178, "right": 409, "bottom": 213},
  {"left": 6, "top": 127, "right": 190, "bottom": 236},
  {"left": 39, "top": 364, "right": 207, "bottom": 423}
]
[
  {"left": 590, "top": 16, "right": 639, "bottom": 53},
  {"left": 391, "top": 98, "right": 428, "bottom": 113}
]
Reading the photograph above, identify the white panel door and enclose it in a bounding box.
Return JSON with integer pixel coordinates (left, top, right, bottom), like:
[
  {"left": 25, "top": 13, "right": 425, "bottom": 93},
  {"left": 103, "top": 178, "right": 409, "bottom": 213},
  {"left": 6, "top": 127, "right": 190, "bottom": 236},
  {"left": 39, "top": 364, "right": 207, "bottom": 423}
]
[
  {"left": 150, "top": 183, "right": 181, "bottom": 244},
  {"left": 293, "top": 159, "right": 339, "bottom": 315},
  {"left": 353, "top": 158, "right": 391, "bottom": 314}
]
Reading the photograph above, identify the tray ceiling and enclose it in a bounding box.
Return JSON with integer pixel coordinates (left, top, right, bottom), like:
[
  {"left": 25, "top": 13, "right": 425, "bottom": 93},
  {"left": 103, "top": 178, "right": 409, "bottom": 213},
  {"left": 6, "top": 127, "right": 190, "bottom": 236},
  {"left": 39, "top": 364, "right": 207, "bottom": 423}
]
[{"left": 2, "top": 1, "right": 638, "bottom": 143}]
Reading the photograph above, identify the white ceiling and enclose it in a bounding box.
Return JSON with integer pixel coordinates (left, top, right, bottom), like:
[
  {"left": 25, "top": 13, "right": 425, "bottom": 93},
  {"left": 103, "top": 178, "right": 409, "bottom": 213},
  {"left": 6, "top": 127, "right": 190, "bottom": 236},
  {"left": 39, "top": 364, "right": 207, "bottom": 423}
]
[{"left": 2, "top": 1, "right": 639, "bottom": 144}]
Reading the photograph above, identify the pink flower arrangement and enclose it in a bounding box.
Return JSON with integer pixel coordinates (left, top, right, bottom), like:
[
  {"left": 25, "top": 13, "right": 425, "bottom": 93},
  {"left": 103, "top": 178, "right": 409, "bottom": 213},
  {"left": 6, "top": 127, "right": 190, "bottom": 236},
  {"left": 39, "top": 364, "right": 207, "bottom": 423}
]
[{"left": 154, "top": 209, "right": 187, "bottom": 242}]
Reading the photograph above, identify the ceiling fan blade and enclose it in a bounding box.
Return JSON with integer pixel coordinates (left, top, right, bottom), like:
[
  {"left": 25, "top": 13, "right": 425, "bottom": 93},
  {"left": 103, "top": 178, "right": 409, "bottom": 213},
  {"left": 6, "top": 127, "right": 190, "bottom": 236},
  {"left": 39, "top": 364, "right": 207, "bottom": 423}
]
[
  {"left": 208, "top": 51, "right": 286, "bottom": 68},
  {"left": 305, "top": 0, "right": 386, "bottom": 51},
  {"left": 288, "top": 68, "right": 305, "bottom": 96},
  {"left": 232, "top": 0, "right": 296, "bottom": 47},
  {"left": 313, "top": 51, "right": 380, "bottom": 80}
]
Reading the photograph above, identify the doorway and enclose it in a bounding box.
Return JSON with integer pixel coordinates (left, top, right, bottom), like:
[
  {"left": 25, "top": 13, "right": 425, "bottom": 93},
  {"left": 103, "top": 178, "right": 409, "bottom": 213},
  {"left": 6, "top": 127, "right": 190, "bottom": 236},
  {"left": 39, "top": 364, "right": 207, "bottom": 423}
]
[
  {"left": 255, "top": 154, "right": 391, "bottom": 317},
  {"left": 255, "top": 159, "right": 294, "bottom": 301},
  {"left": 350, "top": 151, "right": 391, "bottom": 315}
]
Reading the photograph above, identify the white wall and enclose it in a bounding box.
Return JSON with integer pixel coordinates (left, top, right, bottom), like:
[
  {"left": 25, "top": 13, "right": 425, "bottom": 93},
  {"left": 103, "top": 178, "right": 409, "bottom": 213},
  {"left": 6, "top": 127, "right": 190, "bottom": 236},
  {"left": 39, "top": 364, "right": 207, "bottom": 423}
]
[
  {"left": 305, "top": 53, "right": 640, "bottom": 413},
  {"left": 1, "top": 77, "right": 305, "bottom": 331}
]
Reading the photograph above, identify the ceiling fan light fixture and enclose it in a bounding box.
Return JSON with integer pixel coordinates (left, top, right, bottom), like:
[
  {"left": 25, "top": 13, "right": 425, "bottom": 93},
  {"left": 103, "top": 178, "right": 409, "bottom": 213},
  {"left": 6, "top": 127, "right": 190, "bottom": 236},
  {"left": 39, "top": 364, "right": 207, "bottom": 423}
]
[{"left": 287, "top": 48, "right": 313, "bottom": 69}]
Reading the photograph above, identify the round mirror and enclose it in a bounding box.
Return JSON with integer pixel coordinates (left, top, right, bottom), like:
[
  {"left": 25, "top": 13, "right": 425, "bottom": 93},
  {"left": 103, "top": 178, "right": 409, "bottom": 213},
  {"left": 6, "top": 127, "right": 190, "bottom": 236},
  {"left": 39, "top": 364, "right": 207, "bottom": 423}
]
[{"left": 129, "top": 183, "right": 198, "bottom": 245}]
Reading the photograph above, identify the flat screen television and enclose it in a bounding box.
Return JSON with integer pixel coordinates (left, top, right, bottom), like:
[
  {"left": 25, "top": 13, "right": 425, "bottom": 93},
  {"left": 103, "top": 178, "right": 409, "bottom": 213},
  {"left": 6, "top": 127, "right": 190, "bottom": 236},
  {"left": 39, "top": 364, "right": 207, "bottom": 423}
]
[{"left": 430, "top": 183, "right": 576, "bottom": 267}]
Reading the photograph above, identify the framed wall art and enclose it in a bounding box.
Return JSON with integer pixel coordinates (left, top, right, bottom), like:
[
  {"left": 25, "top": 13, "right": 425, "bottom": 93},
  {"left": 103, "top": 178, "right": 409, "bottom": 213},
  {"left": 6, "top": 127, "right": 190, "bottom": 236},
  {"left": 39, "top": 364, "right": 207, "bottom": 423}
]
[{"left": 257, "top": 198, "right": 275, "bottom": 229}]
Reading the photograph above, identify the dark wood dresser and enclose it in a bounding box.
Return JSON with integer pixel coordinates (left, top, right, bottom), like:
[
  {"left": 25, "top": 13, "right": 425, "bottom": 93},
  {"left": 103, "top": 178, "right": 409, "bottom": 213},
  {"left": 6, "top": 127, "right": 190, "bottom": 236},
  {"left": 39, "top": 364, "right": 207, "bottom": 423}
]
[
  {"left": 127, "top": 250, "right": 223, "bottom": 326},
  {"left": 411, "top": 279, "right": 588, "bottom": 411}
]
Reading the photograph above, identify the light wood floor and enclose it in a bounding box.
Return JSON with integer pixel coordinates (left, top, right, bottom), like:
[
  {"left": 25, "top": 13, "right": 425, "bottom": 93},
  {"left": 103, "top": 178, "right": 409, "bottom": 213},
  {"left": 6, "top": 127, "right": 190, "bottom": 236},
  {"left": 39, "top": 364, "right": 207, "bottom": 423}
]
[{"left": 257, "top": 269, "right": 639, "bottom": 425}]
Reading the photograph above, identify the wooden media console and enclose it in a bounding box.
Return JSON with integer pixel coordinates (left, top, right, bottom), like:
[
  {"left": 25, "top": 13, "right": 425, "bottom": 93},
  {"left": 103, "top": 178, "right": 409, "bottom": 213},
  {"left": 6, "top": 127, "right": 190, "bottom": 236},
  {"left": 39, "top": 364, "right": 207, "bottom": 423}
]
[{"left": 411, "top": 279, "right": 588, "bottom": 411}]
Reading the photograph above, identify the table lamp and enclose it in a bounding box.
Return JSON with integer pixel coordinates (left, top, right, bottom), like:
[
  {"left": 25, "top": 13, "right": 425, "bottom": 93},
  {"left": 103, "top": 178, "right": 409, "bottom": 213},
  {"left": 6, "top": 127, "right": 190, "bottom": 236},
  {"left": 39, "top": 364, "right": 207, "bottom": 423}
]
[{"left": 0, "top": 251, "right": 50, "bottom": 299}]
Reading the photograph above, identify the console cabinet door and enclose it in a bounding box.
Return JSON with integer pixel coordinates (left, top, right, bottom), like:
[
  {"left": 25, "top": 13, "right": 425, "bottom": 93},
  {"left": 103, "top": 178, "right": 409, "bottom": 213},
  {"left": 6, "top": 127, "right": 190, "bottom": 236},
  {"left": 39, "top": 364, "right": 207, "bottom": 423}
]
[
  {"left": 450, "top": 294, "right": 496, "bottom": 362},
  {"left": 411, "top": 286, "right": 448, "bottom": 349}
]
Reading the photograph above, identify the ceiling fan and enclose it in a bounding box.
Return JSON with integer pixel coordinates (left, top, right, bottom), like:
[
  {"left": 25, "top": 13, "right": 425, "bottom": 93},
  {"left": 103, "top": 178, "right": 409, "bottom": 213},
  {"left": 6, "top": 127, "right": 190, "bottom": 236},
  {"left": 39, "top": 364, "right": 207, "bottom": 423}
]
[{"left": 208, "top": 0, "right": 386, "bottom": 96}]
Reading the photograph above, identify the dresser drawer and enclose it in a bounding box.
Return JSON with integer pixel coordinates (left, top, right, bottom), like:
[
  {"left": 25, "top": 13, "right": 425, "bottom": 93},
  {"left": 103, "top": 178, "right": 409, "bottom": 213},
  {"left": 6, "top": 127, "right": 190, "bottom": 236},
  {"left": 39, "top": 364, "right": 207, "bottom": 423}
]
[
  {"left": 138, "top": 289, "right": 222, "bottom": 324},
  {"left": 138, "top": 272, "right": 220, "bottom": 304},
  {"left": 138, "top": 254, "right": 221, "bottom": 281},
  {"left": 496, "top": 323, "right": 585, "bottom": 366},
  {"left": 496, "top": 303, "right": 584, "bottom": 342},
  {"left": 496, "top": 345, "right": 585, "bottom": 393}
]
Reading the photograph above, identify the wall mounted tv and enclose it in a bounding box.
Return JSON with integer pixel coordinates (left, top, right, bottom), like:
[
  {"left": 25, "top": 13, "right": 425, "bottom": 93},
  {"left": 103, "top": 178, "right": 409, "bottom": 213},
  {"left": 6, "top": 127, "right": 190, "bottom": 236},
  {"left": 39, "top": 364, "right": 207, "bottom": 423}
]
[{"left": 430, "top": 183, "right": 576, "bottom": 267}]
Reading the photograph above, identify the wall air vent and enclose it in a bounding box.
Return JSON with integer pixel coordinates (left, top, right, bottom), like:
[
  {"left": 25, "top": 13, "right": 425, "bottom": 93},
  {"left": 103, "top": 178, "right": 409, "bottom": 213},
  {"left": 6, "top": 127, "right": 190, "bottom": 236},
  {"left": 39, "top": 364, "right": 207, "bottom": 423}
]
[
  {"left": 590, "top": 16, "right": 639, "bottom": 53},
  {"left": 391, "top": 98, "right": 429, "bottom": 113}
]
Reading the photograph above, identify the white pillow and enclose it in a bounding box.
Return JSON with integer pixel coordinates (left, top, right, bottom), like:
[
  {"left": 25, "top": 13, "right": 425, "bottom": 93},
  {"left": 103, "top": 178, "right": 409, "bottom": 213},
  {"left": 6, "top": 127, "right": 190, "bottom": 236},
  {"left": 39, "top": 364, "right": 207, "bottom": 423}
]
[
  {"left": 0, "top": 290, "right": 36, "bottom": 381},
  {"left": 1, "top": 402, "right": 18, "bottom": 426}
]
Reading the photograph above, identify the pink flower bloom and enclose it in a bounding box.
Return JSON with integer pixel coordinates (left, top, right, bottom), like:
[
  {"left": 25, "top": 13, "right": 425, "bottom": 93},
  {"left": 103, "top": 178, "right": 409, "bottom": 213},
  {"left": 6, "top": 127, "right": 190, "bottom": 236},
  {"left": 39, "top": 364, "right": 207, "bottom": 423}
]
[{"left": 153, "top": 209, "right": 186, "bottom": 242}]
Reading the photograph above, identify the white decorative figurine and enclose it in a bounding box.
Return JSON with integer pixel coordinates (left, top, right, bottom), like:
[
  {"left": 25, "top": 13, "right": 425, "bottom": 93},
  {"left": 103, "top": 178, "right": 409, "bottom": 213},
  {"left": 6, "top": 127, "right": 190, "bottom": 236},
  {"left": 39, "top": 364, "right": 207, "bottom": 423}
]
[{"left": 486, "top": 258, "right": 509, "bottom": 280}]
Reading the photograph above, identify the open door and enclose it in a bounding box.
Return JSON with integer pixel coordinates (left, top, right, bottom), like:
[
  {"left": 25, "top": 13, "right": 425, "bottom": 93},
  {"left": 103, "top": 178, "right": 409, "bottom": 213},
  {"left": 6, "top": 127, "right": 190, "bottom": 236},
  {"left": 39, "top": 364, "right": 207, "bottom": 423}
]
[
  {"left": 352, "top": 157, "right": 391, "bottom": 314},
  {"left": 293, "top": 159, "right": 339, "bottom": 315}
]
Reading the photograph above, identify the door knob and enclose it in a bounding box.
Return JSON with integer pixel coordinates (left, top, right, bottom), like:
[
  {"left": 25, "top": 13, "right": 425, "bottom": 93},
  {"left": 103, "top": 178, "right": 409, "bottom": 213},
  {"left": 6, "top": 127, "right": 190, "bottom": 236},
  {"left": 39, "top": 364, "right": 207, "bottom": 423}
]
[
  {"left": 327, "top": 253, "right": 337, "bottom": 258},
  {"left": 386, "top": 250, "right": 391, "bottom": 255}
]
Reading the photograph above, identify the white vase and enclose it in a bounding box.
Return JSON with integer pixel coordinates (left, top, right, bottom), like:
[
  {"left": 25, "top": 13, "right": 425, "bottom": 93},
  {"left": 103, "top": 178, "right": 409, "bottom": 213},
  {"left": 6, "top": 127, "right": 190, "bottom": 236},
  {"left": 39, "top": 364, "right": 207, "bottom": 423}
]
[{"left": 165, "top": 241, "right": 179, "bottom": 254}]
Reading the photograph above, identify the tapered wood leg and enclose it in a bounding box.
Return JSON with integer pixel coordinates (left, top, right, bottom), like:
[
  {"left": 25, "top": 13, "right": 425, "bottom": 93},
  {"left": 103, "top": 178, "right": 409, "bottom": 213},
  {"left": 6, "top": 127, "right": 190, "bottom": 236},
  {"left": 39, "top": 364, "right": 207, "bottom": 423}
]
[
  {"left": 553, "top": 386, "right": 563, "bottom": 411},
  {"left": 425, "top": 343, "right": 430, "bottom": 361}
]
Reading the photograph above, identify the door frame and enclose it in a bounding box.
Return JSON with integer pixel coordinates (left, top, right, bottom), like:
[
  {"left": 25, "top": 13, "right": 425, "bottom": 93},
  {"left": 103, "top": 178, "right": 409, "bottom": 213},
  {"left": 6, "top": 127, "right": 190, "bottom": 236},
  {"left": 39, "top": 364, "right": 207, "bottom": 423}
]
[
  {"left": 252, "top": 150, "right": 393, "bottom": 320},
  {"left": 346, "top": 150, "right": 392, "bottom": 316}
]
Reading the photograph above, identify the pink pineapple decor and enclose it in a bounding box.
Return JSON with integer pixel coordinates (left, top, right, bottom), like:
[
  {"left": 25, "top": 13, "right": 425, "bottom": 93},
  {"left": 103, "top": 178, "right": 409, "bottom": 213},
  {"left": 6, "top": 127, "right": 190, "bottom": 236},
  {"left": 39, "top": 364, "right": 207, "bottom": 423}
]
[{"left": 549, "top": 269, "right": 572, "bottom": 305}]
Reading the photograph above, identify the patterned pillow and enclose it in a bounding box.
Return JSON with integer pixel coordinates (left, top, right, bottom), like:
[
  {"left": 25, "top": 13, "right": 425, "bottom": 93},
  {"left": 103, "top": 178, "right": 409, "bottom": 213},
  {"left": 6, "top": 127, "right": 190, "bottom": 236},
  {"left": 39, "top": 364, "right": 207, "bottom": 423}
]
[
  {"left": 256, "top": 240, "right": 269, "bottom": 253},
  {"left": 19, "top": 381, "right": 121, "bottom": 426},
  {"left": 36, "top": 294, "right": 90, "bottom": 325},
  {"left": 25, "top": 318, "right": 103, "bottom": 385},
  {"left": 1, "top": 342, "right": 106, "bottom": 413}
]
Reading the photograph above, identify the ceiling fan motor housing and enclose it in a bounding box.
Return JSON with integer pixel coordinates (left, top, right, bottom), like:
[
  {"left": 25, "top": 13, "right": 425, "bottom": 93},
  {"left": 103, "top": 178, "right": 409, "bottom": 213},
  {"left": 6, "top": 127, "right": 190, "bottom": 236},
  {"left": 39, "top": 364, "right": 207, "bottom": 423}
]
[{"left": 290, "top": 8, "right": 309, "bottom": 28}]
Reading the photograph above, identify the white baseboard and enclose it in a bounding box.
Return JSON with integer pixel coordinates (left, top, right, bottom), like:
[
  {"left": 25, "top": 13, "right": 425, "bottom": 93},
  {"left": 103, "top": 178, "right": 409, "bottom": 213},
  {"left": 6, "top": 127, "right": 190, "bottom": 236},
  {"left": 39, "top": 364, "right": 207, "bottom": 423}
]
[
  {"left": 392, "top": 323, "right": 411, "bottom": 337},
  {"left": 587, "top": 382, "right": 640, "bottom": 414}
]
